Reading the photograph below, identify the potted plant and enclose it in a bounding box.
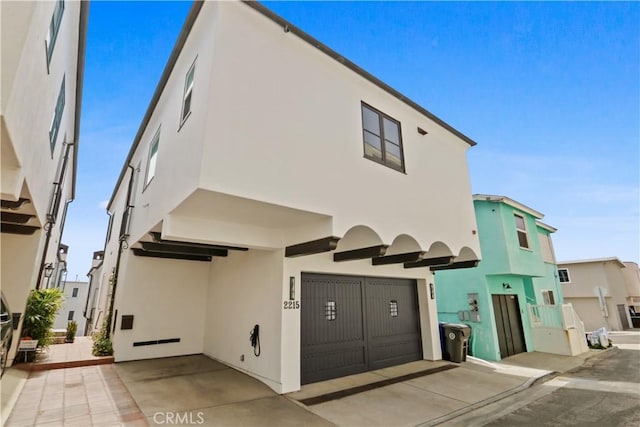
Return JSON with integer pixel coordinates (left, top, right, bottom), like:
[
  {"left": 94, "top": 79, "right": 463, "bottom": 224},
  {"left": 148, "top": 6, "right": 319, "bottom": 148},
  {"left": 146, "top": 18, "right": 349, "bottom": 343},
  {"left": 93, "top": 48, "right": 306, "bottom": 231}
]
[{"left": 65, "top": 320, "right": 78, "bottom": 343}]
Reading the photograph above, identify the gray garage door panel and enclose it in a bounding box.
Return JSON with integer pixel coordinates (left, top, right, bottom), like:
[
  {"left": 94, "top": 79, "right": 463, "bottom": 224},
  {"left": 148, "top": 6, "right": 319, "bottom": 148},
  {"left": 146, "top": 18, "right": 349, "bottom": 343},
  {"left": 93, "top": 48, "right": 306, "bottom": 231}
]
[
  {"left": 301, "top": 273, "right": 422, "bottom": 384},
  {"left": 366, "top": 277, "right": 422, "bottom": 370}
]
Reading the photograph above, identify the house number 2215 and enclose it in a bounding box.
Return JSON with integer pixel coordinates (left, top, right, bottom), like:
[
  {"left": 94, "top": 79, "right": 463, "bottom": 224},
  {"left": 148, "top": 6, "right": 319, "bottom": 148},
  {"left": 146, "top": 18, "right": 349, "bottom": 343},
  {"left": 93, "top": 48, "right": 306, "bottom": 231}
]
[{"left": 283, "top": 301, "right": 300, "bottom": 309}]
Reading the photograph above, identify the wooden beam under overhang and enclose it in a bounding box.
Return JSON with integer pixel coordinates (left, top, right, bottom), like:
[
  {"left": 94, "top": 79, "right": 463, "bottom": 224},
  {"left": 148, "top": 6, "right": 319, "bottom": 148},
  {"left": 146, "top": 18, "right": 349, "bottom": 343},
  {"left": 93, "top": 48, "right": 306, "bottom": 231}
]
[
  {"left": 1, "top": 212, "right": 35, "bottom": 224},
  {"left": 1, "top": 198, "right": 30, "bottom": 210},
  {"left": 1, "top": 223, "right": 40, "bottom": 235},
  {"left": 333, "top": 245, "right": 388, "bottom": 262},
  {"left": 149, "top": 232, "right": 248, "bottom": 251},
  {"left": 132, "top": 248, "right": 212, "bottom": 262},
  {"left": 140, "top": 242, "right": 228, "bottom": 257},
  {"left": 431, "top": 260, "right": 480, "bottom": 271},
  {"left": 372, "top": 251, "right": 423, "bottom": 266},
  {"left": 404, "top": 256, "right": 455, "bottom": 269},
  {"left": 285, "top": 236, "right": 340, "bottom": 258}
]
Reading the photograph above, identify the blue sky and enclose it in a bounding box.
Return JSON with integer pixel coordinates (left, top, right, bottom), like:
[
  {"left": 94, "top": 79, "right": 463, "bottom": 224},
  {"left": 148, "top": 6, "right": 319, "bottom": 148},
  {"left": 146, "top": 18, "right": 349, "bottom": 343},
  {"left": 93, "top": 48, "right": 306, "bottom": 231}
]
[{"left": 63, "top": 1, "right": 639, "bottom": 281}]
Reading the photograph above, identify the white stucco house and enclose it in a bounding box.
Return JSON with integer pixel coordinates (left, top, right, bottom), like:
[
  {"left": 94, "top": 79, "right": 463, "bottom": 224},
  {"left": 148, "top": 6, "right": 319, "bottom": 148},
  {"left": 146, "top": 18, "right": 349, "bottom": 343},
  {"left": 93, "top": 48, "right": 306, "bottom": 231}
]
[
  {"left": 559, "top": 257, "right": 638, "bottom": 331},
  {"left": 1, "top": 0, "right": 88, "bottom": 366},
  {"left": 84, "top": 250, "right": 107, "bottom": 336},
  {"left": 53, "top": 280, "right": 89, "bottom": 336},
  {"left": 99, "top": 0, "right": 481, "bottom": 393}
]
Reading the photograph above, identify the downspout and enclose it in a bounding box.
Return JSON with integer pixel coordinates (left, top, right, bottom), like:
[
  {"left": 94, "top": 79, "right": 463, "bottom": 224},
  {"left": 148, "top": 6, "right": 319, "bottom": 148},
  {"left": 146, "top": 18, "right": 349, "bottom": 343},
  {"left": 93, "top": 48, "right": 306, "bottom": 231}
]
[
  {"left": 105, "top": 165, "right": 135, "bottom": 339},
  {"left": 36, "top": 142, "right": 75, "bottom": 289}
]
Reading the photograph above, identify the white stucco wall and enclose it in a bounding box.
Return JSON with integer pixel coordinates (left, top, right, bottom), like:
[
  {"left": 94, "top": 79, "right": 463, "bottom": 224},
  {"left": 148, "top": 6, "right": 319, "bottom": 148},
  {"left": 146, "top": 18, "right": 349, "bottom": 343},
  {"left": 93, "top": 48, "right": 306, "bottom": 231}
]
[
  {"left": 204, "top": 249, "right": 284, "bottom": 392},
  {"left": 111, "top": 253, "right": 209, "bottom": 361},
  {"left": 195, "top": 1, "right": 479, "bottom": 256}
]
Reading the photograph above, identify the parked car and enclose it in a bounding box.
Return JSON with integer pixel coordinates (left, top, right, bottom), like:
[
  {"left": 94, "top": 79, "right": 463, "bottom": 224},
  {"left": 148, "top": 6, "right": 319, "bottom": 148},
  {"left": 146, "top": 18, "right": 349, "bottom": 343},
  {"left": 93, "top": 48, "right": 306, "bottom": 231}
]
[{"left": 1, "top": 292, "right": 14, "bottom": 377}]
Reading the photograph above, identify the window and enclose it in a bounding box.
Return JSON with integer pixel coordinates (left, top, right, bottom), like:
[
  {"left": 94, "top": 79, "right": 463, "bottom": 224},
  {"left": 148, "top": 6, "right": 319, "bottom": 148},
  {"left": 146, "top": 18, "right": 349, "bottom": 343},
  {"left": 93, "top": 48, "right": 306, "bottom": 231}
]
[
  {"left": 361, "top": 103, "right": 404, "bottom": 172},
  {"left": 325, "top": 301, "right": 336, "bottom": 321},
  {"left": 389, "top": 300, "right": 398, "bottom": 317},
  {"left": 68, "top": 310, "right": 75, "bottom": 321},
  {"left": 558, "top": 268, "right": 570, "bottom": 283},
  {"left": 514, "top": 213, "right": 529, "bottom": 249},
  {"left": 144, "top": 130, "right": 160, "bottom": 188},
  {"left": 72, "top": 287, "right": 78, "bottom": 297},
  {"left": 49, "top": 77, "right": 65, "bottom": 153},
  {"left": 542, "top": 290, "right": 555, "bottom": 305},
  {"left": 180, "top": 59, "right": 196, "bottom": 126},
  {"left": 46, "top": 0, "right": 65, "bottom": 67}
]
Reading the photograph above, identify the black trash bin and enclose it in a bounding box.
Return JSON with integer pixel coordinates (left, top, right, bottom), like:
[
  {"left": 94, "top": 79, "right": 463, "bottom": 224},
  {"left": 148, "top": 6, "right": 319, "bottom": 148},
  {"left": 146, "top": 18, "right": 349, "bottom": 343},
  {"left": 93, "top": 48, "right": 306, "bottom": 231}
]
[{"left": 441, "top": 323, "right": 470, "bottom": 363}]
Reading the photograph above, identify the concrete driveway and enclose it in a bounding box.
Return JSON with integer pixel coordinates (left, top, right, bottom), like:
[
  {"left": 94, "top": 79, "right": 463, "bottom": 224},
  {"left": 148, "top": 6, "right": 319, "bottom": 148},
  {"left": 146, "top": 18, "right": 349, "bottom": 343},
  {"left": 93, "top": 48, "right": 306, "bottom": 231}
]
[
  {"left": 114, "top": 355, "right": 332, "bottom": 426},
  {"left": 114, "top": 355, "right": 533, "bottom": 427}
]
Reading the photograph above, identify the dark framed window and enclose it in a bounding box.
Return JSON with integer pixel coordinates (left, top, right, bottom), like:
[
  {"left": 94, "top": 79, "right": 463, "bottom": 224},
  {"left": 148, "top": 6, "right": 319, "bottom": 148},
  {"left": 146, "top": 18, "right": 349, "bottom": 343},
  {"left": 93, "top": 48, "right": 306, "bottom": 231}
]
[
  {"left": 514, "top": 213, "right": 530, "bottom": 249},
  {"left": 46, "top": 0, "right": 65, "bottom": 68},
  {"left": 72, "top": 287, "right": 78, "bottom": 297},
  {"left": 49, "top": 77, "right": 65, "bottom": 153},
  {"left": 558, "top": 268, "right": 570, "bottom": 283},
  {"left": 68, "top": 310, "right": 75, "bottom": 321},
  {"left": 361, "top": 103, "right": 404, "bottom": 172},
  {"left": 180, "top": 59, "right": 196, "bottom": 127}
]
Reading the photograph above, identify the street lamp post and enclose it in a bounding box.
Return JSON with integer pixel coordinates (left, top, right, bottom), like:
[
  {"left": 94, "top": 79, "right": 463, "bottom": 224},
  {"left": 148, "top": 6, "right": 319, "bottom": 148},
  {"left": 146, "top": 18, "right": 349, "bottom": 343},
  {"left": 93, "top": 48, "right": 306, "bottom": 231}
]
[{"left": 43, "top": 263, "right": 55, "bottom": 289}]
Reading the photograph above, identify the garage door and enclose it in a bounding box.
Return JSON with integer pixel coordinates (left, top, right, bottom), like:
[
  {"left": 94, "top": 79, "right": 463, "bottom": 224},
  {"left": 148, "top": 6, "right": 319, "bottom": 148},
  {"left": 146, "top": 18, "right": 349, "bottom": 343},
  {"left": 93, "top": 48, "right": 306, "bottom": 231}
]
[{"left": 301, "top": 273, "right": 422, "bottom": 384}]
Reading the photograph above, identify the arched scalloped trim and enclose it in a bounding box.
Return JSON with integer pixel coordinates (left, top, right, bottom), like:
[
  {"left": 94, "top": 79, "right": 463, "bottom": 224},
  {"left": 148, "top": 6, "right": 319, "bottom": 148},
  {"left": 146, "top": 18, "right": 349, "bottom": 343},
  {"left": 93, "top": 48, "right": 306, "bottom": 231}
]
[
  {"left": 456, "top": 246, "right": 480, "bottom": 262},
  {"left": 385, "top": 234, "right": 423, "bottom": 255},
  {"left": 335, "top": 225, "right": 384, "bottom": 252}
]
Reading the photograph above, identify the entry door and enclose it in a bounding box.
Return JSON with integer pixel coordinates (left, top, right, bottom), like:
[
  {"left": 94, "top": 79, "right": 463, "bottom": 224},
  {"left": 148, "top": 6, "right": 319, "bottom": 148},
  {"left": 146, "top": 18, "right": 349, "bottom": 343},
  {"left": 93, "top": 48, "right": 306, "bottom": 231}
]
[
  {"left": 617, "top": 304, "right": 631, "bottom": 330},
  {"left": 492, "top": 294, "right": 526, "bottom": 358},
  {"left": 301, "top": 274, "right": 422, "bottom": 384}
]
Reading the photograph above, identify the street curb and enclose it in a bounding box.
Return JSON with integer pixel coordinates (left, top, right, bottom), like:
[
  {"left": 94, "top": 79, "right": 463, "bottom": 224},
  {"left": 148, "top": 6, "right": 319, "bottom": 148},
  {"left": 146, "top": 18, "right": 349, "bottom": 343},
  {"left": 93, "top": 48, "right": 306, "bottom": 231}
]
[{"left": 418, "top": 347, "right": 619, "bottom": 427}]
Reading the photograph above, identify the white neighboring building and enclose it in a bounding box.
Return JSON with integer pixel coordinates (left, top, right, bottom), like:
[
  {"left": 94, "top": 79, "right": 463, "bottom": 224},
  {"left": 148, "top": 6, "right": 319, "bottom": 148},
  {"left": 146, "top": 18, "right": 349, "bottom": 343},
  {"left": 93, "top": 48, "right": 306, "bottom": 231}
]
[
  {"left": 84, "top": 250, "right": 107, "bottom": 336},
  {"left": 1, "top": 0, "right": 88, "bottom": 366},
  {"left": 99, "top": 1, "right": 481, "bottom": 393},
  {"left": 559, "top": 257, "right": 636, "bottom": 331},
  {"left": 53, "top": 281, "right": 89, "bottom": 336}
]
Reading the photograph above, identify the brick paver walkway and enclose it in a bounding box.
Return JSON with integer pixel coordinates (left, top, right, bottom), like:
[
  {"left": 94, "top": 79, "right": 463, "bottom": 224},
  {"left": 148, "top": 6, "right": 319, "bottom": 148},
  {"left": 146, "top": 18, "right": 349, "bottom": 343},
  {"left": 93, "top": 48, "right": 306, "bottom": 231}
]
[{"left": 5, "top": 364, "right": 146, "bottom": 427}]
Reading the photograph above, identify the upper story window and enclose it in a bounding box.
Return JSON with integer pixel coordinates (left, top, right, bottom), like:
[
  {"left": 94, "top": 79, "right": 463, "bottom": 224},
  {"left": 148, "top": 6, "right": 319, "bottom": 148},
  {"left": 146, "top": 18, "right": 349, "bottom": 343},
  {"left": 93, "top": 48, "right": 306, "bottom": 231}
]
[
  {"left": 180, "top": 59, "right": 196, "bottom": 127},
  {"left": 72, "top": 287, "right": 78, "bottom": 297},
  {"left": 144, "top": 129, "right": 160, "bottom": 189},
  {"left": 46, "top": 0, "right": 65, "bottom": 68},
  {"left": 514, "top": 213, "right": 529, "bottom": 249},
  {"left": 558, "top": 268, "right": 570, "bottom": 283},
  {"left": 361, "top": 103, "right": 404, "bottom": 172},
  {"left": 49, "top": 76, "right": 66, "bottom": 153}
]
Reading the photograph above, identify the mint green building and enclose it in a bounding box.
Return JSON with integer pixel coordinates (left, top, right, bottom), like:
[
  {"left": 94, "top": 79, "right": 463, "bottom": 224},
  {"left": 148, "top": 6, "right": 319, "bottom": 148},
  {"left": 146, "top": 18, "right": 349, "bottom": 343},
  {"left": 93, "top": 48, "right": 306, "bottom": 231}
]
[{"left": 435, "top": 195, "right": 564, "bottom": 361}]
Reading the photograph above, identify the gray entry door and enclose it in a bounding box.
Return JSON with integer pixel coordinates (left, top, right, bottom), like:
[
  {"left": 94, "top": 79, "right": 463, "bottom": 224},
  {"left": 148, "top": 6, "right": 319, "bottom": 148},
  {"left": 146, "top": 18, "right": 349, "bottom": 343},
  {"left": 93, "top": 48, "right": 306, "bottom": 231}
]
[
  {"left": 301, "top": 273, "right": 422, "bottom": 384},
  {"left": 492, "top": 294, "right": 526, "bottom": 358}
]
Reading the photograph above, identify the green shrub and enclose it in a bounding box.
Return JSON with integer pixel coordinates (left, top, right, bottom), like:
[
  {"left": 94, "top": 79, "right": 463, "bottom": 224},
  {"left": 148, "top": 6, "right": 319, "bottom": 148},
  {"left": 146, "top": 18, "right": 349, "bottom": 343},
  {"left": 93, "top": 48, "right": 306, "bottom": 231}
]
[
  {"left": 22, "top": 288, "right": 64, "bottom": 348},
  {"left": 92, "top": 320, "right": 113, "bottom": 356},
  {"left": 66, "top": 320, "right": 78, "bottom": 342}
]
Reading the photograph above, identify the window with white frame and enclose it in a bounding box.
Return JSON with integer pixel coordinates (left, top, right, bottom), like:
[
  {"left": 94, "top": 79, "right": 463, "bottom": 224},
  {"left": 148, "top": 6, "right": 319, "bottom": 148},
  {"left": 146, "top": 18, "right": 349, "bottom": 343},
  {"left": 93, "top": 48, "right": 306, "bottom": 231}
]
[
  {"left": 542, "top": 290, "right": 555, "bottom": 305},
  {"left": 180, "top": 59, "right": 196, "bottom": 125},
  {"left": 514, "top": 213, "right": 529, "bottom": 249},
  {"left": 361, "top": 103, "right": 404, "bottom": 172},
  {"left": 144, "top": 130, "right": 160, "bottom": 188},
  {"left": 46, "top": 0, "right": 65, "bottom": 67},
  {"left": 49, "top": 76, "right": 65, "bottom": 152},
  {"left": 558, "top": 268, "right": 570, "bottom": 283}
]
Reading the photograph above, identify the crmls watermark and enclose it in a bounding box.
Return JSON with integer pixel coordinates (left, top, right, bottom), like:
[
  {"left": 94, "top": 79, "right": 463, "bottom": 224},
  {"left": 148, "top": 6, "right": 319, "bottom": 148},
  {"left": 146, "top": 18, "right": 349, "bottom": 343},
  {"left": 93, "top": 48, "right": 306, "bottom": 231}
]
[{"left": 153, "top": 412, "right": 205, "bottom": 425}]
